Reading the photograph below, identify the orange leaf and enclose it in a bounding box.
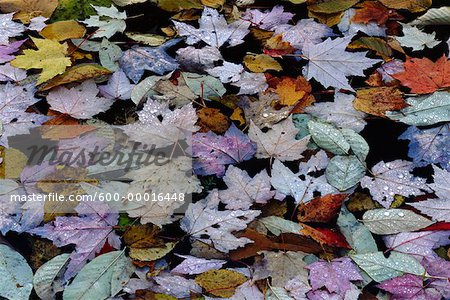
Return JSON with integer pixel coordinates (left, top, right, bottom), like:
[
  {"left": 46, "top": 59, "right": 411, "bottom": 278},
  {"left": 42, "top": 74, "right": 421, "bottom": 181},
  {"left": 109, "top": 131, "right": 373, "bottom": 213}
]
[
  {"left": 354, "top": 87, "right": 407, "bottom": 117},
  {"left": 264, "top": 34, "right": 295, "bottom": 57},
  {"left": 273, "top": 76, "right": 312, "bottom": 106},
  {"left": 297, "top": 194, "right": 347, "bottom": 223},
  {"left": 392, "top": 55, "right": 450, "bottom": 94},
  {"left": 197, "top": 107, "right": 230, "bottom": 134}
]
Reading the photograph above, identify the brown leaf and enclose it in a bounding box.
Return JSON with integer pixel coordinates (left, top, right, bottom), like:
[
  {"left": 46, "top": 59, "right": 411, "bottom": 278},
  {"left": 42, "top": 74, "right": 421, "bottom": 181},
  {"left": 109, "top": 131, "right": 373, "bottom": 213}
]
[
  {"left": 352, "top": 1, "right": 402, "bottom": 25},
  {"left": 297, "top": 194, "right": 347, "bottom": 223},
  {"left": 354, "top": 87, "right": 406, "bottom": 117},
  {"left": 123, "top": 224, "right": 163, "bottom": 248},
  {"left": 40, "top": 20, "right": 86, "bottom": 41},
  {"left": 197, "top": 107, "right": 230, "bottom": 134},
  {"left": 0, "top": 0, "right": 58, "bottom": 23},
  {"left": 301, "top": 224, "right": 351, "bottom": 249},
  {"left": 348, "top": 37, "right": 393, "bottom": 60},
  {"left": 378, "top": 0, "right": 431, "bottom": 13},
  {"left": 244, "top": 54, "right": 282, "bottom": 73},
  {"left": 264, "top": 34, "right": 295, "bottom": 57},
  {"left": 392, "top": 55, "right": 450, "bottom": 94},
  {"left": 307, "top": 0, "right": 360, "bottom": 14}
]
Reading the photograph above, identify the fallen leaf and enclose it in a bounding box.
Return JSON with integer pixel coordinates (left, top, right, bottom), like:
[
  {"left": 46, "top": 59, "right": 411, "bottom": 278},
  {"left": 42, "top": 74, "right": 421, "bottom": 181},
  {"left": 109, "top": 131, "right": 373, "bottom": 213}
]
[
  {"left": 378, "top": 0, "right": 431, "bottom": 13},
  {"left": 354, "top": 87, "right": 406, "bottom": 117},
  {"left": 0, "top": 0, "right": 58, "bottom": 23},
  {"left": 195, "top": 269, "right": 247, "bottom": 297},
  {"left": 243, "top": 54, "right": 282, "bottom": 72},
  {"left": 272, "top": 76, "right": 312, "bottom": 106},
  {"left": 308, "top": 0, "right": 360, "bottom": 14},
  {"left": 40, "top": 20, "right": 86, "bottom": 41},
  {"left": 298, "top": 194, "right": 347, "bottom": 223},
  {"left": 197, "top": 107, "right": 230, "bottom": 133},
  {"left": 301, "top": 224, "right": 351, "bottom": 249}
]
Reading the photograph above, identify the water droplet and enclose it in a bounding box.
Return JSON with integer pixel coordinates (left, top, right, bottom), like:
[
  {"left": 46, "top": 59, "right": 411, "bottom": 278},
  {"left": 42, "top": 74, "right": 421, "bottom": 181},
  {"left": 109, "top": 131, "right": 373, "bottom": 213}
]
[{"left": 398, "top": 212, "right": 404, "bottom": 217}]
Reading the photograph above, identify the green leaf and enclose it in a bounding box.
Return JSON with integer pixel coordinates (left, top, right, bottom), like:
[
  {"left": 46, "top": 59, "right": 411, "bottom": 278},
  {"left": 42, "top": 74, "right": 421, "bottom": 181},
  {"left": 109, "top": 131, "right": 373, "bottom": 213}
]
[
  {"left": 308, "top": 120, "right": 350, "bottom": 155},
  {"left": 362, "top": 208, "right": 434, "bottom": 235},
  {"left": 0, "top": 245, "right": 33, "bottom": 300},
  {"left": 259, "top": 216, "right": 303, "bottom": 236},
  {"left": 351, "top": 251, "right": 426, "bottom": 282},
  {"left": 409, "top": 6, "right": 450, "bottom": 26},
  {"left": 130, "top": 75, "right": 160, "bottom": 104},
  {"left": 340, "top": 128, "right": 369, "bottom": 160},
  {"left": 386, "top": 91, "right": 450, "bottom": 126},
  {"left": 337, "top": 207, "right": 378, "bottom": 254},
  {"left": 99, "top": 39, "right": 123, "bottom": 72},
  {"left": 52, "top": 0, "right": 113, "bottom": 21},
  {"left": 63, "top": 251, "right": 135, "bottom": 300},
  {"left": 33, "top": 254, "right": 71, "bottom": 300},
  {"left": 308, "top": 0, "right": 359, "bottom": 13},
  {"left": 326, "top": 155, "right": 366, "bottom": 191},
  {"left": 181, "top": 72, "right": 226, "bottom": 100}
]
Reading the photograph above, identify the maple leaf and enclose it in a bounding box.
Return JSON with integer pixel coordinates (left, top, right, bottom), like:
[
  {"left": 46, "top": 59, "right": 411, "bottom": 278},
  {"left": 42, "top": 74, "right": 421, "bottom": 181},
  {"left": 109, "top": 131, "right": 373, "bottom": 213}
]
[
  {"left": 305, "top": 91, "right": 367, "bottom": 132},
  {"left": 306, "top": 257, "right": 363, "bottom": 295},
  {"left": 218, "top": 165, "right": 274, "bottom": 210},
  {"left": 99, "top": 69, "right": 135, "bottom": 100},
  {"left": 176, "top": 46, "right": 222, "bottom": 73},
  {"left": 173, "top": 7, "right": 250, "bottom": 48},
  {"left": 409, "top": 166, "right": 450, "bottom": 222},
  {"left": 302, "top": 37, "right": 382, "bottom": 91},
  {"left": 180, "top": 190, "right": 260, "bottom": 252},
  {"left": 192, "top": 123, "right": 256, "bottom": 177},
  {"left": 29, "top": 202, "right": 121, "bottom": 280},
  {"left": 243, "top": 5, "right": 294, "bottom": 31},
  {"left": 47, "top": 80, "right": 114, "bottom": 119},
  {"left": 119, "top": 39, "right": 180, "bottom": 83},
  {"left": 383, "top": 231, "right": 449, "bottom": 261},
  {"left": 271, "top": 157, "right": 338, "bottom": 204},
  {"left": 28, "top": 16, "right": 48, "bottom": 32},
  {"left": 397, "top": 24, "right": 440, "bottom": 51},
  {"left": 207, "top": 61, "right": 244, "bottom": 83},
  {"left": 0, "top": 63, "right": 27, "bottom": 82},
  {"left": 352, "top": 1, "right": 394, "bottom": 25},
  {"left": 360, "top": 160, "right": 431, "bottom": 207},
  {"left": 10, "top": 37, "right": 72, "bottom": 85},
  {"left": 400, "top": 125, "right": 450, "bottom": 171},
  {"left": 273, "top": 19, "right": 335, "bottom": 50},
  {"left": 392, "top": 55, "right": 450, "bottom": 94},
  {"left": 152, "top": 272, "right": 202, "bottom": 298},
  {"left": 0, "top": 13, "right": 25, "bottom": 45},
  {"left": 0, "top": 83, "right": 39, "bottom": 123},
  {"left": 124, "top": 99, "right": 199, "bottom": 148},
  {"left": 0, "top": 40, "right": 26, "bottom": 64},
  {"left": 423, "top": 257, "right": 450, "bottom": 298},
  {"left": 82, "top": 5, "right": 127, "bottom": 38},
  {"left": 248, "top": 116, "right": 310, "bottom": 161},
  {"left": 378, "top": 274, "right": 442, "bottom": 300},
  {"left": 232, "top": 71, "right": 268, "bottom": 95},
  {"left": 338, "top": 8, "right": 388, "bottom": 38},
  {"left": 273, "top": 76, "right": 311, "bottom": 106},
  {"left": 297, "top": 194, "right": 347, "bottom": 223}
]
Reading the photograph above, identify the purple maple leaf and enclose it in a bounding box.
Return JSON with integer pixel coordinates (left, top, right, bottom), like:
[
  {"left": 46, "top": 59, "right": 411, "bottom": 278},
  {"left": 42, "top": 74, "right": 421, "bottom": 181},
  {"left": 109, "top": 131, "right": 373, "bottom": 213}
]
[
  {"left": 378, "top": 274, "right": 441, "bottom": 300},
  {"left": 29, "top": 202, "right": 121, "bottom": 280},
  {"left": 306, "top": 257, "right": 363, "bottom": 295},
  {"left": 192, "top": 123, "right": 256, "bottom": 177},
  {"left": 423, "top": 257, "right": 450, "bottom": 298},
  {"left": 0, "top": 40, "right": 25, "bottom": 64},
  {"left": 243, "top": 5, "right": 294, "bottom": 31}
]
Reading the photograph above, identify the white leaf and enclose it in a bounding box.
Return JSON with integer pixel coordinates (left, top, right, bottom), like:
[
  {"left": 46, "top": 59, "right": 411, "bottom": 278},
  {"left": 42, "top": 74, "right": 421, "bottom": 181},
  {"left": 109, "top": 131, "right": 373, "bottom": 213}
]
[
  {"left": 351, "top": 251, "right": 426, "bottom": 282},
  {"left": 171, "top": 255, "right": 226, "bottom": 275},
  {"left": 181, "top": 191, "right": 260, "bottom": 252},
  {"left": 47, "top": 80, "right": 114, "bottom": 119},
  {"left": 258, "top": 251, "right": 308, "bottom": 287},
  {"left": 363, "top": 209, "right": 434, "bottom": 235},
  {"left": 302, "top": 37, "right": 382, "bottom": 91},
  {"left": 112, "top": 0, "right": 147, "bottom": 6},
  {"left": 173, "top": 8, "right": 249, "bottom": 48},
  {"left": 28, "top": 16, "right": 48, "bottom": 32},
  {"left": 249, "top": 116, "right": 310, "bottom": 161},
  {"left": 0, "top": 244, "right": 33, "bottom": 300},
  {"left": 219, "top": 165, "right": 274, "bottom": 210},
  {"left": 176, "top": 46, "right": 222, "bottom": 73},
  {"left": 243, "top": 5, "right": 293, "bottom": 31},
  {"left": 360, "top": 160, "right": 431, "bottom": 207},
  {"left": 153, "top": 273, "right": 202, "bottom": 298},
  {"left": 207, "top": 61, "right": 244, "bottom": 83},
  {"left": 271, "top": 159, "right": 337, "bottom": 204},
  {"left": 63, "top": 251, "right": 135, "bottom": 300},
  {"left": 33, "top": 254, "right": 70, "bottom": 300},
  {"left": 99, "top": 69, "right": 134, "bottom": 100},
  {"left": 232, "top": 71, "right": 268, "bottom": 95},
  {"left": 0, "top": 13, "right": 25, "bottom": 44},
  {"left": 396, "top": 24, "right": 440, "bottom": 51},
  {"left": 82, "top": 5, "right": 127, "bottom": 39},
  {"left": 0, "top": 63, "right": 27, "bottom": 82},
  {"left": 308, "top": 120, "right": 350, "bottom": 155},
  {"left": 265, "top": 286, "right": 295, "bottom": 300},
  {"left": 429, "top": 165, "right": 450, "bottom": 199},
  {"left": 274, "top": 18, "right": 335, "bottom": 50},
  {"left": 409, "top": 7, "right": 450, "bottom": 27},
  {"left": 304, "top": 92, "right": 367, "bottom": 133}
]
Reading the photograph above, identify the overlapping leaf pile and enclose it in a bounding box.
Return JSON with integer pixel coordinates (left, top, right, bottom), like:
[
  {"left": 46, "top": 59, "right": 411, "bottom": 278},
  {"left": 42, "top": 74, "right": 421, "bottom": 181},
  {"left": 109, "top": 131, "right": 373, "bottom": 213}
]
[{"left": 0, "top": 0, "right": 449, "bottom": 299}]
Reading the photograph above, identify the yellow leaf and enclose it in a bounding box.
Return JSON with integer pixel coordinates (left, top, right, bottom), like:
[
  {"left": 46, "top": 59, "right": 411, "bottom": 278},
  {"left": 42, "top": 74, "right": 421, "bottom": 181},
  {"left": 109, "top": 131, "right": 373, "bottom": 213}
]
[
  {"left": 378, "top": 0, "right": 431, "bottom": 13},
  {"left": 40, "top": 20, "right": 86, "bottom": 41},
  {"left": 11, "top": 37, "right": 72, "bottom": 85},
  {"left": 201, "top": 0, "right": 225, "bottom": 8},
  {"left": 151, "top": 0, "right": 203, "bottom": 12},
  {"left": 195, "top": 270, "right": 248, "bottom": 298},
  {"left": 125, "top": 32, "right": 169, "bottom": 46},
  {"left": 308, "top": 0, "right": 359, "bottom": 14},
  {"left": 274, "top": 76, "right": 311, "bottom": 106},
  {"left": 308, "top": 10, "right": 344, "bottom": 26},
  {"left": 39, "top": 64, "right": 111, "bottom": 91},
  {"left": 244, "top": 54, "right": 282, "bottom": 73},
  {"left": 0, "top": 0, "right": 58, "bottom": 23},
  {"left": 230, "top": 107, "right": 246, "bottom": 126},
  {"left": 129, "top": 242, "right": 176, "bottom": 262}
]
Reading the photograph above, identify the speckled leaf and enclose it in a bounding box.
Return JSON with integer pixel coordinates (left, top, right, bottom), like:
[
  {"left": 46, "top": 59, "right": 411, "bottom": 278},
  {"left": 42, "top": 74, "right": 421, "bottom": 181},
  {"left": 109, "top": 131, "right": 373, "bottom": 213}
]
[
  {"left": 351, "top": 251, "right": 426, "bottom": 282},
  {"left": 33, "top": 254, "right": 70, "bottom": 300},
  {"left": 326, "top": 155, "right": 366, "bottom": 191},
  {"left": 0, "top": 244, "right": 33, "bottom": 300},
  {"left": 363, "top": 209, "right": 434, "bottom": 235}
]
